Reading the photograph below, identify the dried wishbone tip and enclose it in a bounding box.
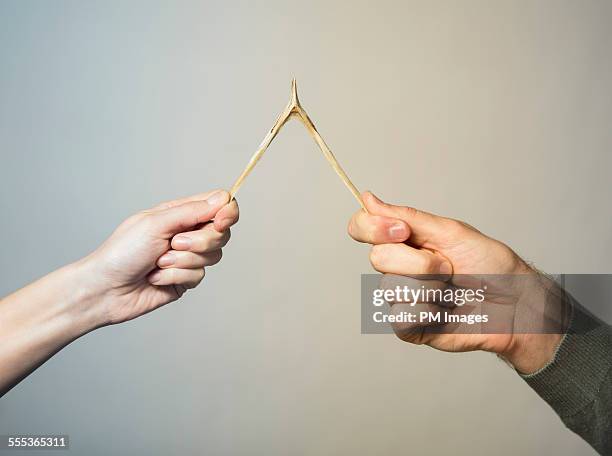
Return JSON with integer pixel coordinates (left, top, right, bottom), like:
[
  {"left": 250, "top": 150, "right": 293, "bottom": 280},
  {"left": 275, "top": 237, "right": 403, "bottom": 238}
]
[{"left": 290, "top": 78, "right": 299, "bottom": 108}]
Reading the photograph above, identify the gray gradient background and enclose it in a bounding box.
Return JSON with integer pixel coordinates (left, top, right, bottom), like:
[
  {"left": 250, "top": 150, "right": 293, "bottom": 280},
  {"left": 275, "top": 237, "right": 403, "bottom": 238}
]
[{"left": 1, "top": 1, "right": 611, "bottom": 454}]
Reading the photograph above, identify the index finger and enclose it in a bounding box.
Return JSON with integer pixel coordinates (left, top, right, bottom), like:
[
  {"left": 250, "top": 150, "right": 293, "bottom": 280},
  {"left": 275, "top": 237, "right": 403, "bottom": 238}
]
[
  {"left": 213, "top": 199, "right": 239, "bottom": 232},
  {"left": 154, "top": 192, "right": 229, "bottom": 237},
  {"left": 151, "top": 189, "right": 224, "bottom": 211}
]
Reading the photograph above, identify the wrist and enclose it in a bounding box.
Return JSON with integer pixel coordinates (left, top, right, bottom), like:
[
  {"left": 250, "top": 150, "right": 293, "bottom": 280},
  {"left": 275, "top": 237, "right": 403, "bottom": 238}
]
[
  {"left": 59, "top": 258, "right": 110, "bottom": 333},
  {"left": 501, "top": 332, "right": 563, "bottom": 374},
  {"left": 498, "top": 273, "right": 570, "bottom": 374}
]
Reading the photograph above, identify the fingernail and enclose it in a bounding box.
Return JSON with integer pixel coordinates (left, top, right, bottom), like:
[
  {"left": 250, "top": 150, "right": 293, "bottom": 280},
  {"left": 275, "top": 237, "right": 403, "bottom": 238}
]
[
  {"left": 158, "top": 252, "right": 175, "bottom": 267},
  {"left": 388, "top": 223, "right": 408, "bottom": 240},
  {"left": 173, "top": 235, "right": 192, "bottom": 249},
  {"left": 149, "top": 270, "right": 163, "bottom": 284},
  {"left": 206, "top": 191, "right": 226, "bottom": 206},
  {"left": 439, "top": 261, "right": 453, "bottom": 277}
]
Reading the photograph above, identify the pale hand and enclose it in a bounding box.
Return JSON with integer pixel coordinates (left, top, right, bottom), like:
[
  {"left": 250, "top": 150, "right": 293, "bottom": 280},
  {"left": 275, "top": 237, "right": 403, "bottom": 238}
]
[{"left": 79, "top": 190, "right": 239, "bottom": 325}]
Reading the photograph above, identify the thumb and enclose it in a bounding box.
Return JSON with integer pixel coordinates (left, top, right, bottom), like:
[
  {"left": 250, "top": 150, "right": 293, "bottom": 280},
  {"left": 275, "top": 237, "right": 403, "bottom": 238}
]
[
  {"left": 362, "top": 191, "right": 450, "bottom": 247},
  {"left": 153, "top": 190, "right": 230, "bottom": 237}
]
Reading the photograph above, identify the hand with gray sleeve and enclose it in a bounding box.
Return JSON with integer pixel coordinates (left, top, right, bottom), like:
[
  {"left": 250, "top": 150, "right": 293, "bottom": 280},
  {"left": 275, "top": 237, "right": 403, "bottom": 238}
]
[{"left": 349, "top": 191, "right": 612, "bottom": 455}]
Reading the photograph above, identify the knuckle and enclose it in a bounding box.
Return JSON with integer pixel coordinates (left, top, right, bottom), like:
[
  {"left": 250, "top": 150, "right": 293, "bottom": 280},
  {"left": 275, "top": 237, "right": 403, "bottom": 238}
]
[
  {"left": 195, "top": 269, "right": 205, "bottom": 281},
  {"left": 444, "top": 218, "right": 471, "bottom": 233},
  {"left": 219, "top": 229, "right": 231, "bottom": 246},
  {"left": 205, "top": 250, "right": 222, "bottom": 265},
  {"left": 185, "top": 269, "right": 205, "bottom": 288},
  {"left": 347, "top": 218, "right": 356, "bottom": 238},
  {"left": 390, "top": 304, "right": 422, "bottom": 341},
  {"left": 127, "top": 211, "right": 148, "bottom": 225},
  {"left": 369, "top": 245, "right": 388, "bottom": 270},
  {"left": 400, "top": 206, "right": 419, "bottom": 220},
  {"left": 367, "top": 217, "right": 384, "bottom": 240},
  {"left": 192, "top": 269, "right": 206, "bottom": 286},
  {"left": 164, "top": 268, "right": 175, "bottom": 282},
  {"left": 369, "top": 247, "right": 379, "bottom": 268},
  {"left": 231, "top": 209, "right": 240, "bottom": 225},
  {"left": 392, "top": 323, "right": 416, "bottom": 342},
  {"left": 183, "top": 252, "right": 201, "bottom": 267},
  {"left": 138, "top": 212, "right": 157, "bottom": 230},
  {"left": 395, "top": 326, "right": 426, "bottom": 344},
  {"left": 156, "top": 200, "right": 174, "bottom": 210},
  {"left": 229, "top": 202, "right": 240, "bottom": 223},
  {"left": 395, "top": 331, "right": 410, "bottom": 343},
  {"left": 187, "top": 232, "right": 208, "bottom": 251},
  {"left": 420, "top": 254, "right": 437, "bottom": 274}
]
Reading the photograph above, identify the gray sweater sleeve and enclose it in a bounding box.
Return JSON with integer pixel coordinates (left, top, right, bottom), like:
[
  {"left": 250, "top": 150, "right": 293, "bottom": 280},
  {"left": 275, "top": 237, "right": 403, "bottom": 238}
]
[{"left": 521, "top": 300, "right": 612, "bottom": 455}]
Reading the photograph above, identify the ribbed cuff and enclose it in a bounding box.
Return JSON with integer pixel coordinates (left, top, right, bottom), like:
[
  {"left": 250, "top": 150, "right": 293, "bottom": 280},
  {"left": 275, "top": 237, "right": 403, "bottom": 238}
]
[{"left": 521, "top": 298, "right": 612, "bottom": 418}]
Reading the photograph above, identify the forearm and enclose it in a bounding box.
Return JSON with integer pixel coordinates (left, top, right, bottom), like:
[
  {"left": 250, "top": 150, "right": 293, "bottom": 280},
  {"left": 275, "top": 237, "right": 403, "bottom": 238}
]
[
  {"left": 519, "top": 298, "right": 612, "bottom": 454},
  {"left": 0, "top": 261, "right": 102, "bottom": 396}
]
